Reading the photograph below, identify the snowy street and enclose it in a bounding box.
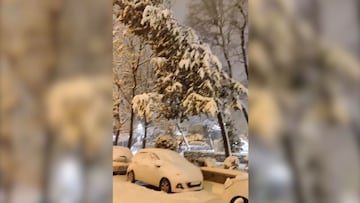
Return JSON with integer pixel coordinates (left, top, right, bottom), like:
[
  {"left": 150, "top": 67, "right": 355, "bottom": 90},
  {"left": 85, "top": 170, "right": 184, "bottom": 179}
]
[{"left": 113, "top": 175, "right": 226, "bottom": 203}]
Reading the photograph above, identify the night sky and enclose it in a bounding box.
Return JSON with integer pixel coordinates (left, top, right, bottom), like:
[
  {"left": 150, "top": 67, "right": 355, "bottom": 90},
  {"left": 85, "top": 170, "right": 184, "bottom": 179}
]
[{"left": 171, "top": 0, "right": 190, "bottom": 23}]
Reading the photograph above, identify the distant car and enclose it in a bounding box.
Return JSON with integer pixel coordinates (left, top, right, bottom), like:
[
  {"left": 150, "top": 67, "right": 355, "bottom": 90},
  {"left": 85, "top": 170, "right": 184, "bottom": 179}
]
[
  {"left": 126, "top": 148, "right": 203, "bottom": 193},
  {"left": 232, "top": 139, "right": 248, "bottom": 156},
  {"left": 223, "top": 174, "right": 249, "bottom": 203},
  {"left": 113, "top": 146, "right": 133, "bottom": 175}
]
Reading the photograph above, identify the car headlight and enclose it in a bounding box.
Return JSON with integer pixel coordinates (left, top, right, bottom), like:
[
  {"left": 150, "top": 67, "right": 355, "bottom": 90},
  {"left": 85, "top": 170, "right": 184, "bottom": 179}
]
[
  {"left": 176, "top": 183, "right": 184, "bottom": 189},
  {"left": 224, "top": 178, "right": 233, "bottom": 189}
]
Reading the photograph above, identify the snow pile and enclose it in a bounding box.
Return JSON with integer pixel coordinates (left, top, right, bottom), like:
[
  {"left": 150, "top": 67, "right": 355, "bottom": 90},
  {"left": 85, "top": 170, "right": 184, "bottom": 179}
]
[
  {"left": 187, "top": 133, "right": 204, "bottom": 142},
  {"left": 196, "top": 157, "right": 217, "bottom": 168},
  {"left": 204, "top": 158, "right": 217, "bottom": 168},
  {"left": 186, "top": 133, "right": 209, "bottom": 147},
  {"left": 155, "top": 134, "right": 177, "bottom": 151},
  {"left": 224, "top": 156, "right": 240, "bottom": 170},
  {"left": 188, "top": 141, "right": 209, "bottom": 146}
]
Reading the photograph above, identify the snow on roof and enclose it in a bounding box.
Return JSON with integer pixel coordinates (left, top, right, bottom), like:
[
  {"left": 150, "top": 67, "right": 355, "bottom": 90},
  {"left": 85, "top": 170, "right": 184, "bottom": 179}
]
[{"left": 136, "top": 148, "right": 185, "bottom": 161}]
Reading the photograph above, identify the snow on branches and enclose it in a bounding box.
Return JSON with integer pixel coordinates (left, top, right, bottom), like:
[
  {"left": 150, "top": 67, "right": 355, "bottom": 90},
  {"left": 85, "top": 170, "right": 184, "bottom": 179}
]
[
  {"left": 132, "top": 93, "right": 162, "bottom": 121},
  {"left": 154, "top": 134, "right": 177, "bottom": 150},
  {"left": 114, "top": 0, "right": 247, "bottom": 120},
  {"left": 183, "top": 93, "right": 218, "bottom": 117}
]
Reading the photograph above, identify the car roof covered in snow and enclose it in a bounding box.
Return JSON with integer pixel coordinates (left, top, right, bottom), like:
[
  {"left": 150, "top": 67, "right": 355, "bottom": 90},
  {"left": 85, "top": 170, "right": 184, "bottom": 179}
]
[
  {"left": 135, "top": 148, "right": 184, "bottom": 161},
  {"left": 113, "top": 146, "right": 133, "bottom": 160}
]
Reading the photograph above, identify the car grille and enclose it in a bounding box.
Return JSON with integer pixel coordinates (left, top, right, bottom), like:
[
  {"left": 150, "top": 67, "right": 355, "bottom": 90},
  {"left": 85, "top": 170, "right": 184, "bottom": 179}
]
[{"left": 187, "top": 181, "right": 202, "bottom": 188}]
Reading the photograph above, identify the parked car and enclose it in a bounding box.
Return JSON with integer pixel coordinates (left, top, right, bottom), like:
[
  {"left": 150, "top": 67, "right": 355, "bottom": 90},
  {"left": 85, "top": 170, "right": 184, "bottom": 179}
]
[
  {"left": 113, "top": 146, "right": 133, "bottom": 175},
  {"left": 223, "top": 174, "right": 249, "bottom": 203},
  {"left": 126, "top": 148, "right": 204, "bottom": 193},
  {"left": 231, "top": 139, "right": 248, "bottom": 156}
]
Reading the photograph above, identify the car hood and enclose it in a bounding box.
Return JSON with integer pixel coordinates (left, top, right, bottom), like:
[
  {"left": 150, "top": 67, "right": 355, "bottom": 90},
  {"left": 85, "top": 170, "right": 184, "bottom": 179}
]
[
  {"left": 235, "top": 172, "right": 249, "bottom": 181},
  {"left": 164, "top": 162, "right": 203, "bottom": 181}
]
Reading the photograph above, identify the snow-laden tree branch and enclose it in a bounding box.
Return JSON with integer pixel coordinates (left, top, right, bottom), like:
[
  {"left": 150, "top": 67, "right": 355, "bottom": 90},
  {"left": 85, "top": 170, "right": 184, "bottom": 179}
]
[
  {"left": 114, "top": 0, "right": 248, "bottom": 156},
  {"left": 114, "top": 0, "right": 247, "bottom": 118},
  {"left": 132, "top": 93, "right": 163, "bottom": 121}
]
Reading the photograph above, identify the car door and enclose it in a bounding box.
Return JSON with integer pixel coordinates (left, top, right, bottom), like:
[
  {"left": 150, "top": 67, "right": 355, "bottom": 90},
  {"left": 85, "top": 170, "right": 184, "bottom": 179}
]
[
  {"left": 144, "top": 152, "right": 162, "bottom": 186},
  {"left": 132, "top": 152, "right": 148, "bottom": 182}
]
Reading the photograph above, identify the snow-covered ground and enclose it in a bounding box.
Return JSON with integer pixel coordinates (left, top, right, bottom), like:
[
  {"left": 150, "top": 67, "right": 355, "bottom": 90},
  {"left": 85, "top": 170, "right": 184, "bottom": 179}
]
[{"left": 113, "top": 175, "right": 226, "bottom": 203}]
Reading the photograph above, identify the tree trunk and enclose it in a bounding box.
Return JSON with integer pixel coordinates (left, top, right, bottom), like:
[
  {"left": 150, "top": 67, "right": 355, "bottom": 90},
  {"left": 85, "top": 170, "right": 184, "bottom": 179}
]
[
  {"left": 217, "top": 112, "right": 231, "bottom": 157},
  {"left": 242, "top": 107, "right": 248, "bottom": 123},
  {"left": 114, "top": 91, "right": 122, "bottom": 146},
  {"left": 219, "top": 25, "right": 233, "bottom": 78},
  {"left": 176, "top": 122, "right": 189, "bottom": 149},
  {"left": 1, "top": 137, "right": 13, "bottom": 203},
  {"left": 204, "top": 125, "right": 214, "bottom": 150},
  {"left": 223, "top": 51, "right": 233, "bottom": 78},
  {"left": 114, "top": 129, "right": 120, "bottom": 146},
  {"left": 127, "top": 109, "right": 135, "bottom": 149},
  {"left": 308, "top": 0, "right": 321, "bottom": 33},
  {"left": 282, "top": 135, "right": 306, "bottom": 203},
  {"left": 142, "top": 114, "right": 148, "bottom": 149},
  {"left": 236, "top": 1, "right": 248, "bottom": 79},
  {"left": 42, "top": 129, "right": 54, "bottom": 203},
  {"left": 240, "top": 27, "right": 248, "bottom": 79}
]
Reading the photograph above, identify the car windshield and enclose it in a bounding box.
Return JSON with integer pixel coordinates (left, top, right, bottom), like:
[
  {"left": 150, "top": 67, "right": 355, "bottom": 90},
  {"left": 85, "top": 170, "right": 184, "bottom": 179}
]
[{"left": 156, "top": 151, "right": 185, "bottom": 163}]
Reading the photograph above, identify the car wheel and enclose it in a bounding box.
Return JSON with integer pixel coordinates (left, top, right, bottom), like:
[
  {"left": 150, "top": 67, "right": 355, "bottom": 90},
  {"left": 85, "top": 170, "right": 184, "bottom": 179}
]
[
  {"left": 230, "top": 196, "right": 248, "bottom": 203},
  {"left": 127, "top": 171, "right": 135, "bottom": 183},
  {"left": 159, "top": 178, "right": 171, "bottom": 193}
]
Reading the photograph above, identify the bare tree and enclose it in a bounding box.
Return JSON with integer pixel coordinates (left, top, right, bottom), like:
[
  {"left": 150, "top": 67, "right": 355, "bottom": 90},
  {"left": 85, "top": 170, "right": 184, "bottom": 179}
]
[
  {"left": 186, "top": 0, "right": 248, "bottom": 80},
  {"left": 113, "top": 22, "right": 153, "bottom": 148},
  {"left": 186, "top": 0, "right": 249, "bottom": 145},
  {"left": 186, "top": 0, "right": 249, "bottom": 130},
  {"left": 112, "top": 88, "right": 128, "bottom": 145},
  {"left": 233, "top": 0, "right": 248, "bottom": 79}
]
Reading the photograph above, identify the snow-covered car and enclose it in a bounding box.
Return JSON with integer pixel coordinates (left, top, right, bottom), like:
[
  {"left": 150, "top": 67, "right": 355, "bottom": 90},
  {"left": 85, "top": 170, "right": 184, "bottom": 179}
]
[
  {"left": 231, "top": 139, "right": 248, "bottom": 156},
  {"left": 223, "top": 174, "right": 249, "bottom": 203},
  {"left": 113, "top": 146, "right": 133, "bottom": 175},
  {"left": 126, "top": 148, "right": 204, "bottom": 193}
]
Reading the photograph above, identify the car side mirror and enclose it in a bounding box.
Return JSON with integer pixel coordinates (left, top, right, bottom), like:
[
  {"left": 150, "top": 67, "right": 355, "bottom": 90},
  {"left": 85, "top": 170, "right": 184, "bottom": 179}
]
[{"left": 154, "top": 160, "right": 162, "bottom": 168}]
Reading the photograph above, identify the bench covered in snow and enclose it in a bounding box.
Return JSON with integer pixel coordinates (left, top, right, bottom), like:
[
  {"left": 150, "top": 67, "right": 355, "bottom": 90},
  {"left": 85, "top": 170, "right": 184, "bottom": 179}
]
[{"left": 201, "top": 167, "right": 248, "bottom": 184}]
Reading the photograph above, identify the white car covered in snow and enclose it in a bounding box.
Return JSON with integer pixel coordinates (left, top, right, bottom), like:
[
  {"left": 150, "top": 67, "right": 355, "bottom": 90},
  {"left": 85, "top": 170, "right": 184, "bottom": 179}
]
[
  {"left": 113, "top": 146, "right": 133, "bottom": 175},
  {"left": 223, "top": 174, "right": 249, "bottom": 203},
  {"left": 127, "top": 148, "right": 204, "bottom": 193}
]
